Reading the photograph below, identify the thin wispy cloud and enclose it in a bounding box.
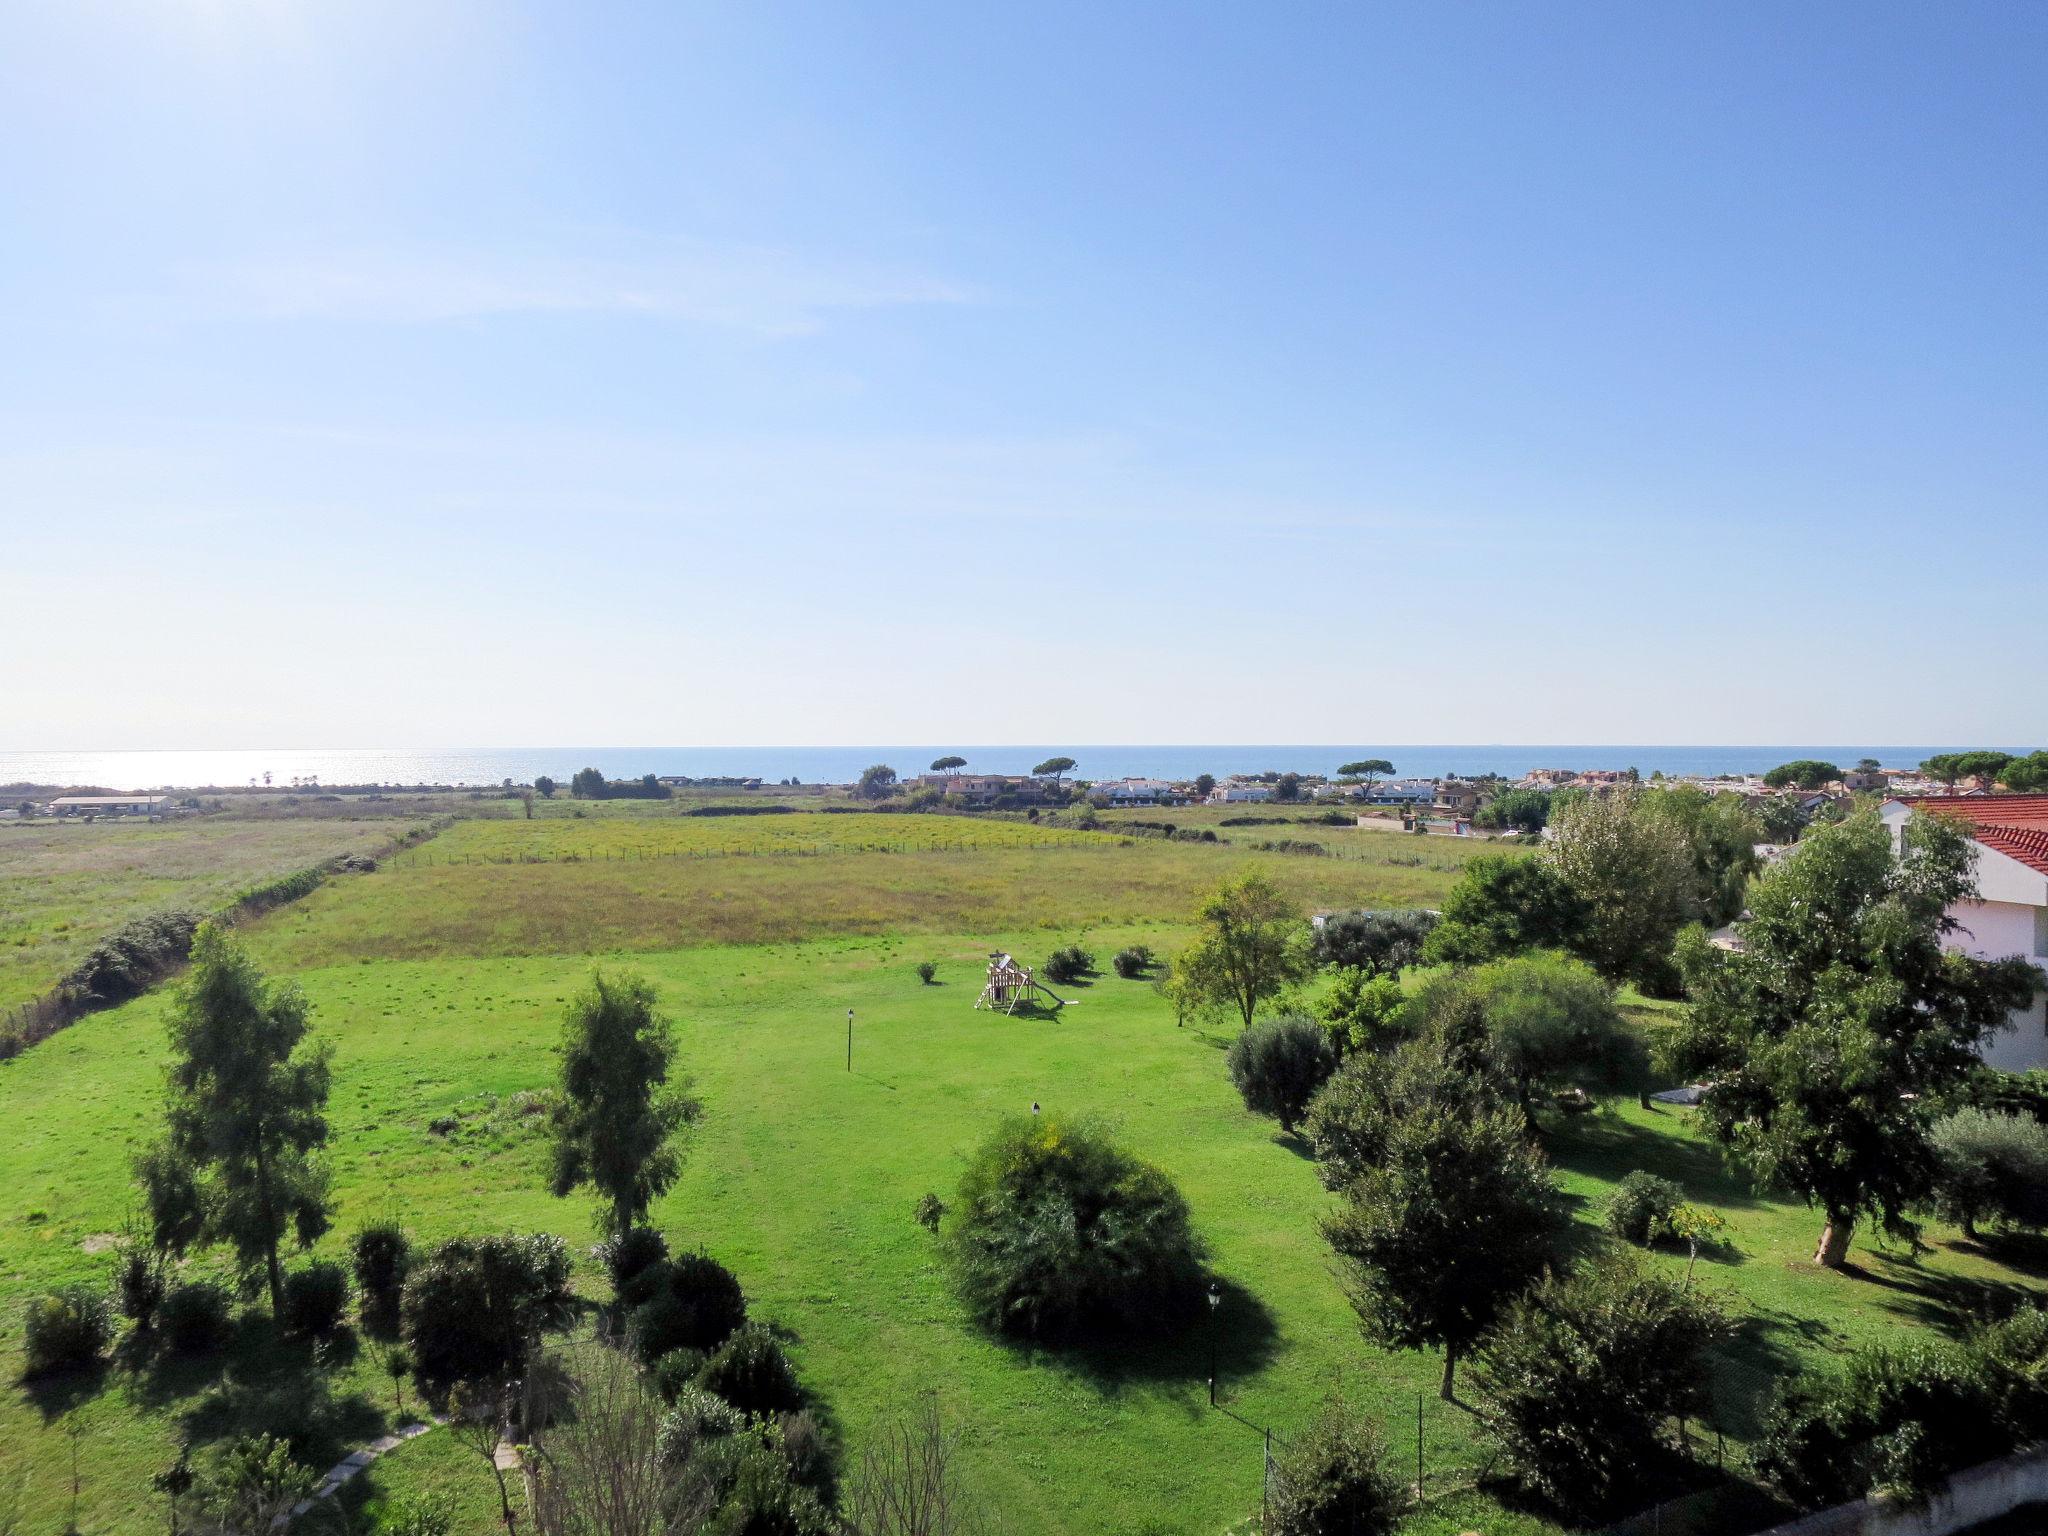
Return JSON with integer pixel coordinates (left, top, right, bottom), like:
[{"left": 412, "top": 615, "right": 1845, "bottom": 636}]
[{"left": 206, "top": 240, "right": 976, "bottom": 335}]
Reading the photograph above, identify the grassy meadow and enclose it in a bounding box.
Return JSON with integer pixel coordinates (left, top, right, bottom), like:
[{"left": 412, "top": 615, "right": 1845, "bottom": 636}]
[
  {"left": 0, "top": 817, "right": 416, "bottom": 1016},
  {"left": 247, "top": 812, "right": 1506, "bottom": 970},
  {"left": 4, "top": 930, "right": 2044, "bottom": 1535},
  {"left": 3, "top": 806, "right": 2043, "bottom": 1535}
]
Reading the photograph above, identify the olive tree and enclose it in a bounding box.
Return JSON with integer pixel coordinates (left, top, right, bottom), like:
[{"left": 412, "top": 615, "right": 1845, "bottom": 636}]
[{"left": 1673, "top": 810, "right": 2039, "bottom": 1266}]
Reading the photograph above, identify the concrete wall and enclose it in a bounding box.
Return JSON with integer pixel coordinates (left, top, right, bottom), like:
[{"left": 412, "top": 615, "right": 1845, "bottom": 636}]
[{"left": 1756, "top": 1445, "right": 2048, "bottom": 1536}]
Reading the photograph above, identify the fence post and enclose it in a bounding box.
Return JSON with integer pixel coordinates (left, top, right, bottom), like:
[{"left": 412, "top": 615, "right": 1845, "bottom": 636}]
[{"left": 1263, "top": 1427, "right": 1272, "bottom": 1532}]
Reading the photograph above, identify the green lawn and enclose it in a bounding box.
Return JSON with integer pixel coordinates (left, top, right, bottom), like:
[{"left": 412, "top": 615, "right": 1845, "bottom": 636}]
[
  {"left": 0, "top": 817, "right": 417, "bottom": 1017},
  {"left": 4, "top": 924, "right": 2042, "bottom": 1535}
]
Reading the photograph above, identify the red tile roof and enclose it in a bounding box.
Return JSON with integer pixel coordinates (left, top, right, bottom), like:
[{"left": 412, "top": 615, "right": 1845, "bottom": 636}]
[{"left": 1893, "top": 795, "right": 2048, "bottom": 877}]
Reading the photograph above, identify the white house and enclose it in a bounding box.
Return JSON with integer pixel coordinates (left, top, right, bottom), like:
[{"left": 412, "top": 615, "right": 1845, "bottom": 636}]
[
  {"left": 1094, "top": 778, "right": 1183, "bottom": 806},
  {"left": 1881, "top": 796, "right": 2048, "bottom": 1072},
  {"left": 1208, "top": 783, "right": 1273, "bottom": 804}
]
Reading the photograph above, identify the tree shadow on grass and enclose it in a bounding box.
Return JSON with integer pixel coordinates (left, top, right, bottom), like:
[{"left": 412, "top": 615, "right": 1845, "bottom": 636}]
[
  {"left": 1001, "top": 1276, "right": 1283, "bottom": 1411},
  {"left": 1710, "top": 1307, "right": 1845, "bottom": 1441},
  {"left": 121, "top": 1311, "right": 385, "bottom": 1470},
  {"left": 1543, "top": 1111, "right": 1770, "bottom": 1213},
  {"left": 1950, "top": 1228, "right": 2048, "bottom": 1284},
  {"left": 16, "top": 1357, "right": 109, "bottom": 1424},
  {"left": 1840, "top": 1249, "right": 2048, "bottom": 1337}
]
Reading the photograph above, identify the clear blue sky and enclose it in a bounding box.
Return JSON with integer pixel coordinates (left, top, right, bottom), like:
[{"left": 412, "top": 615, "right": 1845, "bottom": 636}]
[{"left": 3, "top": 3, "right": 2042, "bottom": 748}]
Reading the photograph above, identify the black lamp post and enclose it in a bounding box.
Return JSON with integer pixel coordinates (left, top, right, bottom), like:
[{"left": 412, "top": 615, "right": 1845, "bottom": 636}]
[{"left": 1207, "top": 1279, "right": 1223, "bottom": 1406}]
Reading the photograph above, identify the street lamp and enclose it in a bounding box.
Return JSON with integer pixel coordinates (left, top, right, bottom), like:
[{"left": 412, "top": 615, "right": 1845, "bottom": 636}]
[{"left": 1207, "top": 1279, "right": 1223, "bottom": 1406}]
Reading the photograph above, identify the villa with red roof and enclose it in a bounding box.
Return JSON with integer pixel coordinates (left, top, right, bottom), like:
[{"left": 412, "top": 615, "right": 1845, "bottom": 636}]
[{"left": 1882, "top": 795, "right": 2048, "bottom": 1071}]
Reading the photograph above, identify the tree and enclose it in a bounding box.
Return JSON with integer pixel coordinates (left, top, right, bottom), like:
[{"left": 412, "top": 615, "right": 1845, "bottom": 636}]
[
  {"left": 1313, "top": 909, "right": 1437, "bottom": 977},
  {"left": 846, "top": 1397, "right": 991, "bottom": 1536},
  {"left": 1473, "top": 787, "right": 1551, "bottom": 834},
  {"left": 1336, "top": 759, "right": 1394, "bottom": 796},
  {"left": 1472, "top": 1255, "right": 1726, "bottom": 1520},
  {"left": 929, "top": 756, "right": 967, "bottom": 775},
  {"left": 143, "top": 924, "right": 331, "bottom": 1314},
  {"left": 1422, "top": 855, "right": 1587, "bottom": 967},
  {"left": 549, "top": 970, "right": 694, "bottom": 1236},
  {"left": 1755, "top": 794, "right": 1809, "bottom": 845},
  {"left": 856, "top": 764, "right": 899, "bottom": 800},
  {"left": 1546, "top": 788, "right": 1696, "bottom": 991},
  {"left": 1324, "top": 1097, "right": 1562, "bottom": 1399},
  {"left": 1177, "top": 871, "right": 1312, "bottom": 1032},
  {"left": 1941, "top": 750, "right": 2016, "bottom": 787},
  {"left": 1764, "top": 760, "right": 1842, "bottom": 790},
  {"left": 1672, "top": 810, "right": 2040, "bottom": 1265},
  {"left": 2001, "top": 750, "right": 2048, "bottom": 793},
  {"left": 1273, "top": 772, "right": 1302, "bottom": 802},
  {"left": 1227, "top": 1015, "right": 1336, "bottom": 1133},
  {"left": 1317, "top": 970, "right": 1407, "bottom": 1057},
  {"left": 1927, "top": 1108, "right": 2048, "bottom": 1238},
  {"left": 570, "top": 767, "right": 607, "bottom": 799},
  {"left": 1031, "top": 756, "right": 1077, "bottom": 789},
  {"left": 1856, "top": 757, "right": 1882, "bottom": 773},
  {"left": 1641, "top": 784, "right": 1761, "bottom": 927},
  {"left": 1192, "top": 773, "right": 1216, "bottom": 798},
  {"left": 525, "top": 1341, "right": 670, "bottom": 1536},
  {"left": 533, "top": 775, "right": 557, "bottom": 799},
  {"left": 1265, "top": 1397, "right": 1405, "bottom": 1536},
  {"left": 1408, "top": 951, "right": 1637, "bottom": 1117}
]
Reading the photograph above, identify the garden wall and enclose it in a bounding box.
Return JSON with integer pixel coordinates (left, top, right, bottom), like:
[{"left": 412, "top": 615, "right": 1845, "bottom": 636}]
[{"left": 1757, "top": 1445, "right": 2048, "bottom": 1536}]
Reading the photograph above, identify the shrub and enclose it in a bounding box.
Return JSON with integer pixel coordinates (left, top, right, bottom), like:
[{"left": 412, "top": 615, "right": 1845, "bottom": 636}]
[
  {"left": 941, "top": 1114, "right": 1205, "bottom": 1341},
  {"left": 1266, "top": 1398, "right": 1405, "bottom": 1536},
  {"left": 658, "top": 1382, "right": 747, "bottom": 1464},
  {"left": 1317, "top": 970, "right": 1407, "bottom": 1056},
  {"left": 1112, "top": 946, "right": 1155, "bottom": 979},
  {"left": 696, "top": 1321, "right": 804, "bottom": 1417},
  {"left": 1472, "top": 1255, "right": 1724, "bottom": 1520},
  {"left": 351, "top": 1221, "right": 413, "bottom": 1325},
  {"left": 915, "top": 961, "right": 937, "bottom": 985},
  {"left": 23, "top": 1286, "right": 114, "bottom": 1375},
  {"left": 630, "top": 1251, "right": 747, "bottom": 1364},
  {"left": 115, "top": 1245, "right": 167, "bottom": 1333},
  {"left": 652, "top": 1347, "right": 709, "bottom": 1404},
  {"left": 380, "top": 1491, "right": 455, "bottom": 1536},
  {"left": 1227, "top": 1015, "right": 1337, "bottom": 1134},
  {"left": 1301, "top": 1035, "right": 1505, "bottom": 1193},
  {"left": 162, "top": 1280, "right": 233, "bottom": 1354},
  {"left": 401, "top": 1233, "right": 576, "bottom": 1390},
  {"left": 597, "top": 1226, "right": 670, "bottom": 1310},
  {"left": 1929, "top": 1108, "right": 2048, "bottom": 1237},
  {"left": 1752, "top": 1340, "right": 2013, "bottom": 1509},
  {"left": 62, "top": 909, "right": 204, "bottom": 1006},
  {"left": 1040, "top": 945, "right": 1094, "bottom": 984},
  {"left": 1604, "top": 1171, "right": 1684, "bottom": 1246},
  {"left": 280, "top": 1261, "right": 350, "bottom": 1339},
  {"left": 914, "top": 1193, "right": 945, "bottom": 1233}
]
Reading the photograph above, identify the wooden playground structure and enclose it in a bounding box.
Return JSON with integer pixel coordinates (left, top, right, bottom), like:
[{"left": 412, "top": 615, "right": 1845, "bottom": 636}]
[{"left": 974, "top": 952, "right": 1069, "bottom": 1014}]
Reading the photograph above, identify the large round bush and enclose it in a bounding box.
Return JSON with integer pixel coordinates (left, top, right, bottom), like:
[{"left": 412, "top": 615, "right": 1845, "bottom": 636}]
[
  {"left": 351, "top": 1221, "right": 413, "bottom": 1328},
  {"left": 162, "top": 1280, "right": 233, "bottom": 1355},
  {"left": 1227, "top": 1014, "right": 1337, "bottom": 1133},
  {"left": 402, "top": 1233, "right": 576, "bottom": 1391},
  {"left": 24, "top": 1286, "right": 114, "bottom": 1376},
  {"left": 695, "top": 1321, "right": 804, "bottom": 1417},
  {"left": 281, "top": 1260, "right": 350, "bottom": 1339},
  {"left": 598, "top": 1226, "right": 670, "bottom": 1311},
  {"left": 629, "top": 1251, "right": 747, "bottom": 1364},
  {"left": 941, "top": 1115, "right": 1205, "bottom": 1341}
]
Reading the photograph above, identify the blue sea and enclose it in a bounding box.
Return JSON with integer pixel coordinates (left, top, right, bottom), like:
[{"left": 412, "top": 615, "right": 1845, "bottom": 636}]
[{"left": 0, "top": 745, "right": 1985, "bottom": 793}]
